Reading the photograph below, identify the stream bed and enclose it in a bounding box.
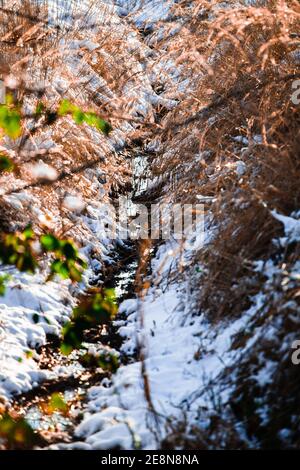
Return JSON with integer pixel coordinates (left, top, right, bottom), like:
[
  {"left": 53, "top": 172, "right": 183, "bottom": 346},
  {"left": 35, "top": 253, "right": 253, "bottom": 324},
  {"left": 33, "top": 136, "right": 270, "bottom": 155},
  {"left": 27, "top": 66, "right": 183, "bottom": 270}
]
[
  {"left": 6, "top": 153, "right": 150, "bottom": 449},
  {"left": 8, "top": 249, "right": 138, "bottom": 448}
]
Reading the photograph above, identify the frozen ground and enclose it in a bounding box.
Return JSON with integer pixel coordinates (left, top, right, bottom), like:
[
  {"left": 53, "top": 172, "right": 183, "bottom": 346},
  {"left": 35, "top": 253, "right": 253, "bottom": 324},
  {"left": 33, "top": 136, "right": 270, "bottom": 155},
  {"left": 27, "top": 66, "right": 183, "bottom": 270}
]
[
  {"left": 53, "top": 238, "right": 263, "bottom": 449},
  {"left": 49, "top": 206, "right": 300, "bottom": 449},
  {"left": 0, "top": 0, "right": 176, "bottom": 405},
  {"left": 2, "top": 0, "right": 299, "bottom": 451}
]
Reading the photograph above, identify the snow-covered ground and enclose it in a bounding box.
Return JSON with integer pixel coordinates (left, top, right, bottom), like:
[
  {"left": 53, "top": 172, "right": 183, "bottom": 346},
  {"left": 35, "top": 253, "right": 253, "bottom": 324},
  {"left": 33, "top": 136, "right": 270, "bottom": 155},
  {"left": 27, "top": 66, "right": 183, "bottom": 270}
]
[
  {"left": 47, "top": 207, "right": 299, "bottom": 449},
  {"left": 0, "top": 0, "right": 175, "bottom": 405},
  {"left": 0, "top": 273, "right": 72, "bottom": 398},
  {"left": 51, "top": 238, "right": 259, "bottom": 449},
  {"left": 2, "top": 0, "right": 299, "bottom": 451}
]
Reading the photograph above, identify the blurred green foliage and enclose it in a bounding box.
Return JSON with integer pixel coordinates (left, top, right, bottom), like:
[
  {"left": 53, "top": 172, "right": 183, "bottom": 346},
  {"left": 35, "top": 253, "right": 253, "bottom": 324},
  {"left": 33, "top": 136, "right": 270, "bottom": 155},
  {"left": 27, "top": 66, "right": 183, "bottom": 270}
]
[
  {"left": 61, "top": 289, "right": 118, "bottom": 355},
  {"left": 0, "top": 94, "right": 22, "bottom": 139},
  {"left": 43, "top": 392, "right": 69, "bottom": 416},
  {"left": 0, "top": 413, "right": 36, "bottom": 449},
  {"left": 0, "top": 274, "right": 10, "bottom": 296},
  {"left": 0, "top": 153, "right": 15, "bottom": 173},
  {"left": 0, "top": 94, "right": 112, "bottom": 146},
  {"left": 40, "top": 233, "right": 87, "bottom": 282},
  {"left": 0, "top": 228, "right": 87, "bottom": 282},
  {"left": 0, "top": 226, "right": 37, "bottom": 273},
  {"left": 58, "top": 99, "right": 112, "bottom": 135}
]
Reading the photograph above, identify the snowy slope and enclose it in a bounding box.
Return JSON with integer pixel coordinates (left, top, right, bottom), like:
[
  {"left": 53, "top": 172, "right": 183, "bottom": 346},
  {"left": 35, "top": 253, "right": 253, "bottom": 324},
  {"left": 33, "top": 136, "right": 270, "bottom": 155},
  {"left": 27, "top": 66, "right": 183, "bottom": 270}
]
[
  {"left": 0, "top": 0, "right": 176, "bottom": 404},
  {"left": 51, "top": 238, "right": 261, "bottom": 449},
  {"left": 0, "top": 273, "right": 73, "bottom": 399}
]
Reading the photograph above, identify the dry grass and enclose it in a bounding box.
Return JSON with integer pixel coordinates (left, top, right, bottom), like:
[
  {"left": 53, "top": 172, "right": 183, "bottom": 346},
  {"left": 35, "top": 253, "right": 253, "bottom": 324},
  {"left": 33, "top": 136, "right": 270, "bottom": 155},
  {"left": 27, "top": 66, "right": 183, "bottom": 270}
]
[
  {"left": 145, "top": 0, "right": 300, "bottom": 448},
  {"left": 1, "top": 0, "right": 300, "bottom": 449},
  {"left": 0, "top": 0, "right": 142, "bottom": 247},
  {"left": 147, "top": 0, "right": 300, "bottom": 321}
]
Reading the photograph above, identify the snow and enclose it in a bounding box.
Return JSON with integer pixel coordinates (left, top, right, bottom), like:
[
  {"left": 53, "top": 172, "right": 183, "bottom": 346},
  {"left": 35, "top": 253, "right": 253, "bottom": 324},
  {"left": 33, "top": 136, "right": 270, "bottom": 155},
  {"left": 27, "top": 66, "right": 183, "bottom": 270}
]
[
  {"left": 271, "top": 210, "right": 300, "bottom": 244},
  {"left": 49, "top": 239, "right": 263, "bottom": 450},
  {"left": 29, "top": 162, "right": 59, "bottom": 181},
  {"left": 0, "top": 192, "right": 121, "bottom": 401},
  {"left": 0, "top": 272, "right": 73, "bottom": 399},
  {"left": 114, "top": 0, "right": 174, "bottom": 27},
  {"left": 0, "top": 0, "right": 178, "bottom": 406},
  {"left": 63, "top": 195, "right": 86, "bottom": 213},
  {"left": 1, "top": 0, "right": 298, "bottom": 451}
]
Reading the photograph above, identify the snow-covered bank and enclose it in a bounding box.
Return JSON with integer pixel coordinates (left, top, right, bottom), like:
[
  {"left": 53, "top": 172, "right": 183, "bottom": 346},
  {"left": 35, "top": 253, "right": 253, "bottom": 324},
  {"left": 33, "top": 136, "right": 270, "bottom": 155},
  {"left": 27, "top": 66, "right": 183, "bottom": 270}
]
[
  {"left": 0, "top": 0, "right": 183, "bottom": 404},
  {"left": 1, "top": 0, "right": 299, "bottom": 451},
  {"left": 0, "top": 0, "right": 162, "bottom": 403},
  {"left": 50, "top": 208, "right": 299, "bottom": 450},
  {"left": 55, "top": 0, "right": 300, "bottom": 450},
  {"left": 0, "top": 274, "right": 71, "bottom": 399},
  {"left": 62, "top": 241, "right": 213, "bottom": 449}
]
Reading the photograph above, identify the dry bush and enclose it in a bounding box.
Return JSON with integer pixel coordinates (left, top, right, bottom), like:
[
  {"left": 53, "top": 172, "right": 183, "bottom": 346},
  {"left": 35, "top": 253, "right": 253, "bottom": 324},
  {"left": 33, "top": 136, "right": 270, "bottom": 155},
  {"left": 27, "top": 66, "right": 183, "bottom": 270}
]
[
  {"left": 148, "top": 0, "right": 300, "bottom": 320},
  {"left": 0, "top": 0, "right": 145, "bottom": 250},
  {"left": 146, "top": 0, "right": 300, "bottom": 448}
]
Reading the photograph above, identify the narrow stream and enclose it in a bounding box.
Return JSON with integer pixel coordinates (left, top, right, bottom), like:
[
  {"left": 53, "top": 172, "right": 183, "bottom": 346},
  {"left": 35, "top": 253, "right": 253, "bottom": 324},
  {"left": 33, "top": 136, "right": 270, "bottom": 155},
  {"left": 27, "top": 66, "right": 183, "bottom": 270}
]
[
  {"left": 10, "top": 250, "right": 139, "bottom": 447},
  {"left": 7, "top": 152, "right": 150, "bottom": 449}
]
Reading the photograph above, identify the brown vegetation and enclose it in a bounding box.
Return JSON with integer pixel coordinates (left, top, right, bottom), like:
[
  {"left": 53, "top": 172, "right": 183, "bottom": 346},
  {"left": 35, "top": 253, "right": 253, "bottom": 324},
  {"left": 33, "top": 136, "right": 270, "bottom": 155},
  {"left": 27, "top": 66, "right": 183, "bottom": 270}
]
[{"left": 1, "top": 0, "right": 300, "bottom": 449}]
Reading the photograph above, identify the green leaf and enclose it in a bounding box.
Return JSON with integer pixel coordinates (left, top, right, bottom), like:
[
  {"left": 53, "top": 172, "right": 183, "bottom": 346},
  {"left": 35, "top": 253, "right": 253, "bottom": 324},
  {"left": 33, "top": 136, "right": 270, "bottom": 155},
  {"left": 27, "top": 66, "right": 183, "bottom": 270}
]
[
  {"left": 48, "top": 393, "right": 68, "bottom": 414},
  {"left": 67, "top": 263, "right": 83, "bottom": 282},
  {"left": 104, "top": 288, "right": 117, "bottom": 302},
  {"left": 22, "top": 226, "right": 35, "bottom": 241},
  {"left": 72, "top": 109, "right": 85, "bottom": 124},
  {"left": 40, "top": 234, "right": 60, "bottom": 251},
  {"left": 57, "top": 99, "right": 111, "bottom": 135},
  {"left": 5, "top": 94, "right": 14, "bottom": 106},
  {"left": 42, "top": 236, "right": 86, "bottom": 282},
  {"left": 0, "top": 274, "right": 10, "bottom": 296},
  {"left": 0, "top": 104, "right": 21, "bottom": 139},
  {"left": 58, "top": 99, "right": 75, "bottom": 116},
  {"left": 60, "top": 240, "right": 78, "bottom": 260},
  {"left": 83, "top": 112, "right": 112, "bottom": 135},
  {"left": 0, "top": 413, "right": 35, "bottom": 449},
  {"left": 61, "top": 321, "right": 85, "bottom": 354},
  {"left": 60, "top": 342, "right": 74, "bottom": 356},
  {"left": 35, "top": 102, "right": 45, "bottom": 115},
  {"left": 50, "top": 260, "right": 70, "bottom": 279},
  {"left": 0, "top": 154, "right": 15, "bottom": 172},
  {"left": 0, "top": 228, "right": 37, "bottom": 273},
  {"left": 16, "top": 252, "right": 37, "bottom": 273}
]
